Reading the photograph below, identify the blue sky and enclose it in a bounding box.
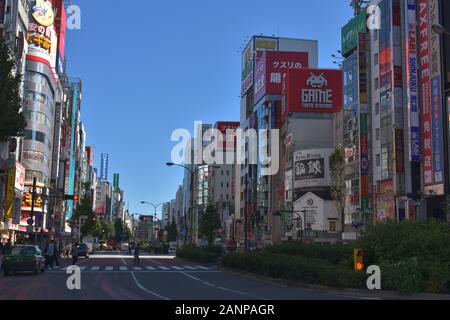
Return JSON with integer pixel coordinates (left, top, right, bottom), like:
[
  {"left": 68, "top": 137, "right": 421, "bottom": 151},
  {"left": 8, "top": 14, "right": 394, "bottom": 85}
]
[{"left": 65, "top": 0, "right": 353, "bottom": 218}]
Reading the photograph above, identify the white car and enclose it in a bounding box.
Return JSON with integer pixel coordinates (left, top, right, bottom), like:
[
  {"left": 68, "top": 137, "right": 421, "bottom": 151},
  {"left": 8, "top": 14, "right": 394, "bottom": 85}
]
[{"left": 307, "top": 73, "right": 328, "bottom": 88}]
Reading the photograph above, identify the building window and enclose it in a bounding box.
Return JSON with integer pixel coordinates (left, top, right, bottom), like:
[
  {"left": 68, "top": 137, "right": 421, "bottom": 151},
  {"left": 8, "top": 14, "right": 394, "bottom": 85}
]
[
  {"left": 374, "top": 53, "right": 379, "bottom": 66},
  {"left": 24, "top": 111, "right": 53, "bottom": 131},
  {"left": 375, "top": 77, "right": 379, "bottom": 90},
  {"left": 375, "top": 102, "right": 380, "bottom": 115},
  {"left": 376, "top": 128, "right": 380, "bottom": 141},
  {"left": 24, "top": 130, "right": 51, "bottom": 150},
  {"left": 376, "top": 154, "right": 381, "bottom": 167}
]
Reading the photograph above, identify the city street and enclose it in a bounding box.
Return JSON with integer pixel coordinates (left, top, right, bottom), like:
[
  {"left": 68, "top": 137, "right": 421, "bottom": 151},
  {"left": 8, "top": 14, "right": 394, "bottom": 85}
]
[{"left": 0, "top": 254, "right": 371, "bottom": 300}]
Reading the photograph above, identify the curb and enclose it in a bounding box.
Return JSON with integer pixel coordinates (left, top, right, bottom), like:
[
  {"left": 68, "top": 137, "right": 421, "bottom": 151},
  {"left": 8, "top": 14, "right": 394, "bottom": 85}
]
[{"left": 218, "top": 266, "right": 450, "bottom": 300}]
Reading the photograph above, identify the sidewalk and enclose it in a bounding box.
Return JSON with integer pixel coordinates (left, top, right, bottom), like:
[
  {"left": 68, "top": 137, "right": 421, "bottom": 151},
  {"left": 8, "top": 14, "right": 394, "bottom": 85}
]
[{"left": 219, "top": 266, "right": 450, "bottom": 300}]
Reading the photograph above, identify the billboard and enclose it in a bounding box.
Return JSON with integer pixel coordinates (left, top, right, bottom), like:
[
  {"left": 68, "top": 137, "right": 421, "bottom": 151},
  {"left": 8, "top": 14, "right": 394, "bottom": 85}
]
[
  {"left": 241, "top": 41, "right": 254, "bottom": 95},
  {"left": 293, "top": 149, "right": 332, "bottom": 189},
  {"left": 419, "top": 0, "right": 433, "bottom": 186},
  {"left": 100, "top": 153, "right": 109, "bottom": 181},
  {"left": 376, "top": 180, "right": 395, "bottom": 222},
  {"left": 21, "top": 184, "right": 45, "bottom": 212},
  {"left": 254, "top": 51, "right": 309, "bottom": 104},
  {"left": 215, "top": 122, "right": 240, "bottom": 151},
  {"left": 429, "top": 0, "right": 444, "bottom": 189},
  {"left": 407, "top": 0, "right": 421, "bottom": 161},
  {"left": 54, "top": 0, "right": 66, "bottom": 61},
  {"left": 342, "top": 12, "right": 367, "bottom": 57},
  {"left": 26, "top": 0, "right": 58, "bottom": 69},
  {"left": 0, "top": 0, "right": 5, "bottom": 24},
  {"left": 284, "top": 68, "right": 343, "bottom": 115},
  {"left": 86, "top": 146, "right": 94, "bottom": 166},
  {"left": 113, "top": 174, "right": 120, "bottom": 191}
]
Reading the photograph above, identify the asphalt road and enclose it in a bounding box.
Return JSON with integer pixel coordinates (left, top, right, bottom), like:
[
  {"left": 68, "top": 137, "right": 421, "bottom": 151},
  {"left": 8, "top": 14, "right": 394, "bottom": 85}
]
[{"left": 0, "top": 254, "right": 373, "bottom": 300}]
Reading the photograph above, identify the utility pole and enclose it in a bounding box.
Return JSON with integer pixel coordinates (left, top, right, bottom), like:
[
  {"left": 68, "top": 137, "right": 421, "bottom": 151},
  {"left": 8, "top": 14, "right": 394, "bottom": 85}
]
[{"left": 244, "top": 177, "right": 248, "bottom": 253}]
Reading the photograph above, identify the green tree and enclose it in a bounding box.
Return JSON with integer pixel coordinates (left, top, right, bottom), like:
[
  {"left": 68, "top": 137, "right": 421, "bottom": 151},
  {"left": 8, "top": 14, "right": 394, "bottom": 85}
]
[
  {"left": 0, "top": 39, "right": 26, "bottom": 141},
  {"left": 329, "top": 145, "right": 347, "bottom": 234},
  {"left": 113, "top": 218, "right": 126, "bottom": 243},
  {"left": 70, "top": 183, "right": 99, "bottom": 240},
  {"left": 165, "top": 220, "right": 178, "bottom": 242},
  {"left": 199, "top": 205, "right": 221, "bottom": 246}
]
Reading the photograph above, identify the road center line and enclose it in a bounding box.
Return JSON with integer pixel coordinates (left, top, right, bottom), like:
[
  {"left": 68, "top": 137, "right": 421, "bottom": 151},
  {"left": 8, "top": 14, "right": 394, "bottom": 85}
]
[{"left": 131, "top": 272, "right": 170, "bottom": 301}]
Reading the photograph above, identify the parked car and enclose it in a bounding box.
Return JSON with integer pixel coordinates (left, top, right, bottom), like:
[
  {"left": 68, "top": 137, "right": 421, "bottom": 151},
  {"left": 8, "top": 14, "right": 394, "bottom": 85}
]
[
  {"left": 76, "top": 243, "right": 90, "bottom": 258},
  {"left": 3, "top": 246, "right": 46, "bottom": 276}
]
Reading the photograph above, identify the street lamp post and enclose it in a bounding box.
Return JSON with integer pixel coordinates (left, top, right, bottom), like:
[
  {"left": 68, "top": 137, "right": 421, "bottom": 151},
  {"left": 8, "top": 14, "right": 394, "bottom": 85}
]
[
  {"left": 140, "top": 201, "right": 165, "bottom": 244},
  {"left": 166, "top": 162, "right": 220, "bottom": 245}
]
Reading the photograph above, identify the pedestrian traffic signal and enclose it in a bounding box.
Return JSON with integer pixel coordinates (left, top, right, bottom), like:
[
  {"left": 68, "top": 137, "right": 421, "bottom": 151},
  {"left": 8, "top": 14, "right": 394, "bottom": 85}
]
[
  {"left": 64, "top": 195, "right": 79, "bottom": 201},
  {"left": 354, "top": 248, "right": 364, "bottom": 272}
]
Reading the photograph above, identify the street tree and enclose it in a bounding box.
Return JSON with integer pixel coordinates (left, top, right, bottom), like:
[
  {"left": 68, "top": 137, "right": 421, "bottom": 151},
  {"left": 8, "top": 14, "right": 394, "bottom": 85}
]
[
  {"left": 71, "top": 183, "right": 99, "bottom": 240},
  {"left": 199, "top": 205, "right": 221, "bottom": 246},
  {"left": 0, "top": 39, "right": 26, "bottom": 141},
  {"left": 165, "top": 220, "right": 178, "bottom": 242},
  {"left": 329, "top": 145, "right": 347, "bottom": 235}
]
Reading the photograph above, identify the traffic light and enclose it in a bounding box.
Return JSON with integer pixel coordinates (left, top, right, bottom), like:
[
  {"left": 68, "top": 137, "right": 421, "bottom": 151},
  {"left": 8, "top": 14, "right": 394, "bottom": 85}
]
[
  {"left": 64, "top": 195, "right": 79, "bottom": 201},
  {"left": 354, "top": 248, "right": 364, "bottom": 272}
]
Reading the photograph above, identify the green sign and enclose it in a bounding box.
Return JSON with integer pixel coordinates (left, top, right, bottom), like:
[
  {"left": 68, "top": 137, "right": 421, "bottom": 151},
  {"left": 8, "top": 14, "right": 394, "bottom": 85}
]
[
  {"left": 342, "top": 12, "right": 367, "bottom": 56},
  {"left": 113, "top": 174, "right": 120, "bottom": 191}
]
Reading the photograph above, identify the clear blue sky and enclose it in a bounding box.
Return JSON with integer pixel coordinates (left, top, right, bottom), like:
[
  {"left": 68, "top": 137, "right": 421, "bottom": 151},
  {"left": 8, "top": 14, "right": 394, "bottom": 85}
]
[{"left": 65, "top": 0, "right": 353, "bottom": 218}]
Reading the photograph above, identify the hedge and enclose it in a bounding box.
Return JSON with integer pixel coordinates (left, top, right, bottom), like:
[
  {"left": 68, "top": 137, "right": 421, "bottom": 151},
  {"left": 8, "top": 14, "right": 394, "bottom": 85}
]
[
  {"left": 176, "top": 245, "right": 220, "bottom": 263},
  {"left": 223, "top": 252, "right": 366, "bottom": 289},
  {"left": 265, "top": 243, "right": 353, "bottom": 266}
]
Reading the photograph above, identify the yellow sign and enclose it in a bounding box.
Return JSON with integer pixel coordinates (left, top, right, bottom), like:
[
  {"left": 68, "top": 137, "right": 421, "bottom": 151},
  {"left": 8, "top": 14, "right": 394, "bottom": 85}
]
[
  {"left": 32, "top": 0, "right": 55, "bottom": 27},
  {"left": 5, "top": 168, "right": 16, "bottom": 219},
  {"left": 26, "top": 33, "right": 52, "bottom": 52}
]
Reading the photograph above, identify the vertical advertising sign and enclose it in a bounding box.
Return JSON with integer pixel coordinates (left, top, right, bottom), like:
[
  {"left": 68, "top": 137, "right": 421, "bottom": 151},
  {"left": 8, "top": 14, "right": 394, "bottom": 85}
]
[
  {"left": 341, "top": 11, "right": 367, "bottom": 57},
  {"left": 5, "top": 168, "right": 16, "bottom": 219},
  {"left": 241, "top": 41, "right": 254, "bottom": 95},
  {"left": 407, "top": 0, "right": 421, "bottom": 161},
  {"left": 100, "top": 153, "right": 109, "bottom": 181},
  {"left": 419, "top": 0, "right": 434, "bottom": 187},
  {"left": 359, "top": 33, "right": 369, "bottom": 210},
  {"left": 429, "top": 0, "right": 444, "bottom": 189},
  {"left": 113, "top": 174, "right": 120, "bottom": 191}
]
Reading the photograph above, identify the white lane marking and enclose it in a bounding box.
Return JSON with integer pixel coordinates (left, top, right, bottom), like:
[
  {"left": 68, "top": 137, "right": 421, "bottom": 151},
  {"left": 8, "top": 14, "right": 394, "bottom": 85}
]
[
  {"left": 131, "top": 272, "right": 170, "bottom": 301},
  {"left": 158, "top": 266, "right": 170, "bottom": 271},
  {"left": 145, "top": 258, "right": 163, "bottom": 265},
  {"left": 120, "top": 257, "right": 127, "bottom": 266},
  {"left": 105, "top": 267, "right": 113, "bottom": 271},
  {"left": 146, "top": 266, "right": 156, "bottom": 271},
  {"left": 181, "top": 272, "right": 249, "bottom": 296},
  {"left": 183, "top": 266, "right": 198, "bottom": 270},
  {"left": 133, "top": 267, "right": 143, "bottom": 271},
  {"left": 91, "top": 266, "right": 100, "bottom": 271},
  {"left": 171, "top": 266, "right": 184, "bottom": 271},
  {"left": 120, "top": 266, "right": 128, "bottom": 271},
  {"left": 195, "top": 266, "right": 211, "bottom": 270}
]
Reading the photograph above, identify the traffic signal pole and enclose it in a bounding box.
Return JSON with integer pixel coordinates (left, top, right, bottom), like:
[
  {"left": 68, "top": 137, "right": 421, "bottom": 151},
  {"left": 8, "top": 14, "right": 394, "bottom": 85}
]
[{"left": 31, "top": 177, "right": 37, "bottom": 245}]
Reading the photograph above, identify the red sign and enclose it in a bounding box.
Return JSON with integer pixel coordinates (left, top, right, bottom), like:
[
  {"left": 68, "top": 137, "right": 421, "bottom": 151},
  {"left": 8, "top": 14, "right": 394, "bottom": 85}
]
[
  {"left": 215, "top": 122, "right": 240, "bottom": 151},
  {"left": 254, "top": 51, "right": 309, "bottom": 104},
  {"left": 284, "top": 68, "right": 343, "bottom": 116},
  {"left": 54, "top": 0, "right": 66, "bottom": 60},
  {"left": 419, "top": 0, "right": 433, "bottom": 186}
]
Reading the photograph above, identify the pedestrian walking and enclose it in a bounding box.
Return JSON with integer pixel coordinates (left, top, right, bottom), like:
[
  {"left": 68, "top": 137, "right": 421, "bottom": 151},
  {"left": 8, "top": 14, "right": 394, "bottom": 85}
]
[
  {"left": 45, "top": 240, "right": 55, "bottom": 269},
  {"left": 53, "top": 242, "right": 60, "bottom": 267},
  {"left": 71, "top": 243, "right": 79, "bottom": 265},
  {"left": 128, "top": 242, "right": 133, "bottom": 256},
  {"left": 133, "top": 243, "right": 140, "bottom": 267}
]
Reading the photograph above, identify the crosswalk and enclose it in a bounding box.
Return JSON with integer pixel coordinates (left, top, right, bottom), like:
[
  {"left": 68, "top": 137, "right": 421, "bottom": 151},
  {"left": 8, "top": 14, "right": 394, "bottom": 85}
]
[{"left": 47, "top": 265, "right": 217, "bottom": 273}]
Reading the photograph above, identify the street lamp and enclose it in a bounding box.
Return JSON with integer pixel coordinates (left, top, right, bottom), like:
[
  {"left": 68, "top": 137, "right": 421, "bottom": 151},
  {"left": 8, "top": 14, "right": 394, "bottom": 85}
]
[{"left": 166, "top": 162, "right": 220, "bottom": 245}]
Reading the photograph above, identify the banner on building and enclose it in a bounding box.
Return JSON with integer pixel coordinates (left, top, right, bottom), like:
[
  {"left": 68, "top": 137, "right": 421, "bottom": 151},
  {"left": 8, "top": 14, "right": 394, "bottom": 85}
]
[
  {"left": 376, "top": 180, "right": 395, "bottom": 222},
  {"left": 342, "top": 11, "right": 367, "bottom": 57},
  {"left": 254, "top": 51, "right": 309, "bottom": 104},
  {"left": 113, "top": 174, "right": 120, "bottom": 191},
  {"left": 284, "top": 68, "right": 343, "bottom": 115},
  {"left": 100, "top": 153, "right": 109, "bottom": 181},
  {"left": 294, "top": 149, "right": 332, "bottom": 189},
  {"left": 407, "top": 0, "right": 420, "bottom": 161}
]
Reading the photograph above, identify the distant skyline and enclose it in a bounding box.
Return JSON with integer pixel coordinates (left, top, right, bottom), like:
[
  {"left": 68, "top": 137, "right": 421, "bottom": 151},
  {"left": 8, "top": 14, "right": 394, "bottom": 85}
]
[{"left": 65, "top": 0, "right": 353, "bottom": 218}]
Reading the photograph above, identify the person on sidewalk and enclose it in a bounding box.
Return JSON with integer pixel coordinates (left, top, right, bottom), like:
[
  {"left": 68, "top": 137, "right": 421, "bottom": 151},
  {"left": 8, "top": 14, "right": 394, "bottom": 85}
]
[
  {"left": 45, "top": 240, "right": 55, "bottom": 270},
  {"left": 53, "top": 241, "right": 60, "bottom": 267},
  {"left": 71, "top": 242, "right": 79, "bottom": 265},
  {"left": 133, "top": 243, "right": 140, "bottom": 267}
]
